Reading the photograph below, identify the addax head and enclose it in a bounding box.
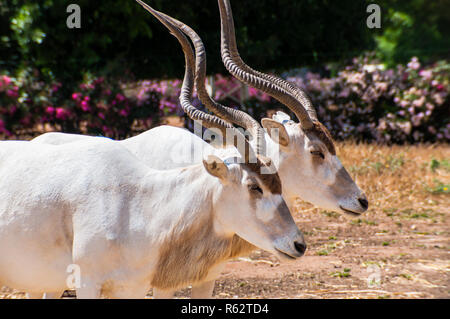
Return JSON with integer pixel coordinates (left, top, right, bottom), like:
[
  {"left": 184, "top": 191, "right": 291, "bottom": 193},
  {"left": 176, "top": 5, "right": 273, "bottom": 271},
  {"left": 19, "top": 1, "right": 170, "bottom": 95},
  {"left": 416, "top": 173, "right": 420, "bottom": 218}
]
[
  {"left": 203, "top": 155, "right": 306, "bottom": 261},
  {"left": 262, "top": 112, "right": 368, "bottom": 215},
  {"left": 217, "top": 0, "right": 368, "bottom": 215}
]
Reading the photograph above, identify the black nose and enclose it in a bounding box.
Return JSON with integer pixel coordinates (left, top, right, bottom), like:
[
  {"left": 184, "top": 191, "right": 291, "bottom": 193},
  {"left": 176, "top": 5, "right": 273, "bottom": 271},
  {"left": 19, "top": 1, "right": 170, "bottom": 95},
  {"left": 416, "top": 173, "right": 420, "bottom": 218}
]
[
  {"left": 294, "top": 241, "right": 307, "bottom": 255},
  {"left": 358, "top": 197, "right": 369, "bottom": 210}
]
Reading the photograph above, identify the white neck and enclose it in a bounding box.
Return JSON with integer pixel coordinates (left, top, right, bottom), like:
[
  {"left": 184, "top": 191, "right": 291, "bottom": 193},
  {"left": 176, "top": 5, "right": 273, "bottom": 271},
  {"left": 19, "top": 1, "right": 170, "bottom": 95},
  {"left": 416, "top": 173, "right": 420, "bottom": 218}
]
[
  {"left": 138, "top": 164, "right": 222, "bottom": 235},
  {"left": 136, "top": 165, "right": 249, "bottom": 290}
]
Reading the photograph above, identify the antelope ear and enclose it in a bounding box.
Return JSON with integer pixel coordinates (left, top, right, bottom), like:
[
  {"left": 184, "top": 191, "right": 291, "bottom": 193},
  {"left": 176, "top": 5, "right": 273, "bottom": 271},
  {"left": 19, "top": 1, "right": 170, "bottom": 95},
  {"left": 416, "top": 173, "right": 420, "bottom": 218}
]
[
  {"left": 203, "top": 155, "right": 229, "bottom": 180},
  {"left": 261, "top": 118, "right": 290, "bottom": 147}
]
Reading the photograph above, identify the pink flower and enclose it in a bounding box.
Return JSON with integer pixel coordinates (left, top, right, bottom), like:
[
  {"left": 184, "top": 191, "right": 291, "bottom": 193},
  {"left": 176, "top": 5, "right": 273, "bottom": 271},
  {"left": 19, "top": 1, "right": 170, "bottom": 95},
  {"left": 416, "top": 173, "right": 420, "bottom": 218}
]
[
  {"left": 407, "top": 57, "right": 420, "bottom": 70},
  {"left": 45, "top": 106, "right": 55, "bottom": 114},
  {"left": 6, "top": 89, "right": 18, "bottom": 98},
  {"left": 115, "top": 93, "right": 125, "bottom": 102},
  {"left": 338, "top": 88, "right": 351, "bottom": 98},
  {"left": 55, "top": 107, "right": 70, "bottom": 120},
  {"left": 72, "top": 92, "right": 81, "bottom": 100},
  {"left": 97, "top": 101, "right": 107, "bottom": 110},
  {"left": 81, "top": 100, "right": 90, "bottom": 112},
  {"left": 93, "top": 77, "right": 104, "bottom": 85},
  {"left": 411, "top": 115, "right": 421, "bottom": 127},
  {"left": 248, "top": 87, "right": 259, "bottom": 97},
  {"left": 433, "top": 93, "right": 444, "bottom": 105},
  {"left": 119, "top": 109, "right": 129, "bottom": 117},
  {"left": 98, "top": 112, "right": 105, "bottom": 120},
  {"left": 51, "top": 83, "right": 61, "bottom": 93},
  {"left": 413, "top": 96, "right": 425, "bottom": 107},
  {"left": 260, "top": 92, "right": 271, "bottom": 102},
  {"left": 1, "top": 75, "right": 11, "bottom": 87},
  {"left": 400, "top": 100, "right": 409, "bottom": 107},
  {"left": 418, "top": 69, "right": 432, "bottom": 80},
  {"left": 102, "top": 125, "right": 113, "bottom": 135},
  {"left": 20, "top": 116, "right": 31, "bottom": 126}
]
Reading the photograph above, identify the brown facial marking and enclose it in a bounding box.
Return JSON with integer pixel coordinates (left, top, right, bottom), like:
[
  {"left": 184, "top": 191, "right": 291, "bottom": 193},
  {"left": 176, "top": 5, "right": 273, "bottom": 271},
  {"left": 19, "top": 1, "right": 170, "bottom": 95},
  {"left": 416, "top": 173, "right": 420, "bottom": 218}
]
[
  {"left": 329, "top": 167, "right": 356, "bottom": 197},
  {"left": 244, "top": 159, "right": 282, "bottom": 195},
  {"left": 151, "top": 213, "right": 254, "bottom": 290},
  {"left": 305, "top": 121, "right": 336, "bottom": 155}
]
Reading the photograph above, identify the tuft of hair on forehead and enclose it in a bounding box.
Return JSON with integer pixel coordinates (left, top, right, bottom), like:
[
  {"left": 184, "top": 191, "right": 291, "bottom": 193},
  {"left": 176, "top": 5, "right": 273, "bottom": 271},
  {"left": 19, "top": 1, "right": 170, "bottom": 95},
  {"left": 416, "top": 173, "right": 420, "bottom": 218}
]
[
  {"left": 243, "top": 158, "right": 282, "bottom": 195},
  {"left": 271, "top": 111, "right": 335, "bottom": 155},
  {"left": 272, "top": 111, "right": 294, "bottom": 124},
  {"left": 305, "top": 121, "right": 336, "bottom": 155}
]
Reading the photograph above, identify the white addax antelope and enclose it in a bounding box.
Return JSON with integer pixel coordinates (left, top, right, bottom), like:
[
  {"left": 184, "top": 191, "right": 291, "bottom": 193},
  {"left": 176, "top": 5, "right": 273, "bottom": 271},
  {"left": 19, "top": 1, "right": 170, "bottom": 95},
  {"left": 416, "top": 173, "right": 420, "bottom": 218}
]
[
  {"left": 30, "top": 0, "right": 368, "bottom": 298},
  {"left": 0, "top": 141, "right": 305, "bottom": 298},
  {"left": 0, "top": 36, "right": 306, "bottom": 297}
]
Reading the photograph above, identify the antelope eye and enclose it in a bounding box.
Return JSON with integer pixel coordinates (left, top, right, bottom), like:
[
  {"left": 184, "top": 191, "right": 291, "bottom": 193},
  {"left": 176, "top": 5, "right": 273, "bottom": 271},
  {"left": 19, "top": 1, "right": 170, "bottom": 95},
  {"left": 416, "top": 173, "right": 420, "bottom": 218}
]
[
  {"left": 311, "top": 150, "right": 325, "bottom": 159},
  {"left": 249, "top": 184, "right": 263, "bottom": 194}
]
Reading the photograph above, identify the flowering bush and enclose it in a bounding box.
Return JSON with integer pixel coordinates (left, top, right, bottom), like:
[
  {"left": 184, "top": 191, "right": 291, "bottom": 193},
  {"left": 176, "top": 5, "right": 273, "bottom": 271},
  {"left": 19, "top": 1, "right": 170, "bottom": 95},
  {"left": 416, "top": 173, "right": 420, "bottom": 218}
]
[
  {"left": 134, "top": 75, "right": 277, "bottom": 131},
  {"left": 0, "top": 75, "right": 20, "bottom": 136},
  {"left": 178, "top": 56, "right": 450, "bottom": 144},
  {"left": 135, "top": 79, "right": 182, "bottom": 115},
  {"left": 0, "top": 71, "right": 161, "bottom": 139},
  {"left": 150, "top": 55, "right": 449, "bottom": 144},
  {"left": 287, "top": 55, "right": 449, "bottom": 143},
  {"left": 67, "top": 77, "right": 160, "bottom": 138},
  {"left": 1, "top": 55, "right": 449, "bottom": 143}
]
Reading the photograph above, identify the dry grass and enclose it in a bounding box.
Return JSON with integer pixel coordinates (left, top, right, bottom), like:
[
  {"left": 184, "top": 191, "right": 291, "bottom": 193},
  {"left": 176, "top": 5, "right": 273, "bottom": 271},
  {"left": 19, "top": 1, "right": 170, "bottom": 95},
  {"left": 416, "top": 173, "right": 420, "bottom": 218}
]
[
  {"left": 292, "top": 141, "right": 449, "bottom": 232},
  {"left": 336, "top": 141, "right": 449, "bottom": 214}
]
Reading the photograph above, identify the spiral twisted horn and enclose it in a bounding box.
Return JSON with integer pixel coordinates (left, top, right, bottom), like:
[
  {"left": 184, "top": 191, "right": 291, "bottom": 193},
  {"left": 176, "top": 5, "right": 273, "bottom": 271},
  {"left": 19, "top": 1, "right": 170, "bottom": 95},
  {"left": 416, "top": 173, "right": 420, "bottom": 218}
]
[
  {"left": 218, "top": 0, "right": 317, "bottom": 128},
  {"left": 136, "top": 0, "right": 256, "bottom": 163},
  {"left": 156, "top": 11, "right": 267, "bottom": 158}
]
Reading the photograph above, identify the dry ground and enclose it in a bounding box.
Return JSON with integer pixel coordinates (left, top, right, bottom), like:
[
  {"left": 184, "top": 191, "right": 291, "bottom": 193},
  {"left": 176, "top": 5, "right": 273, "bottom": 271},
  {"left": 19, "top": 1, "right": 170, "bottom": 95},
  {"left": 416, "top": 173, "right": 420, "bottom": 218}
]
[{"left": 1, "top": 142, "right": 449, "bottom": 299}]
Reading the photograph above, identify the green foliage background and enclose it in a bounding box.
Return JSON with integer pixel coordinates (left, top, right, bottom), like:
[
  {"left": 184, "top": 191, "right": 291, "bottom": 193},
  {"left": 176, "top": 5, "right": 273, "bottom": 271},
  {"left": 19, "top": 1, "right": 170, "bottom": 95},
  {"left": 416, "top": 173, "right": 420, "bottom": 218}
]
[
  {"left": 375, "top": 0, "right": 450, "bottom": 66},
  {"left": 1, "top": 0, "right": 449, "bottom": 81},
  {"left": 1, "top": 0, "right": 368, "bottom": 82}
]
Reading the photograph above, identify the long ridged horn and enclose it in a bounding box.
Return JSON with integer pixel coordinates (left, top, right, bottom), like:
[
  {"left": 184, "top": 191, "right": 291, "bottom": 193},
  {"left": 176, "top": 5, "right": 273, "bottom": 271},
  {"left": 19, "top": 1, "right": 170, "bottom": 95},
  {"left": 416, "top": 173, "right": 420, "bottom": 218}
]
[
  {"left": 136, "top": 0, "right": 256, "bottom": 163},
  {"left": 220, "top": 0, "right": 318, "bottom": 122},
  {"left": 218, "top": 0, "right": 316, "bottom": 128},
  {"left": 155, "top": 12, "right": 267, "bottom": 159}
]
